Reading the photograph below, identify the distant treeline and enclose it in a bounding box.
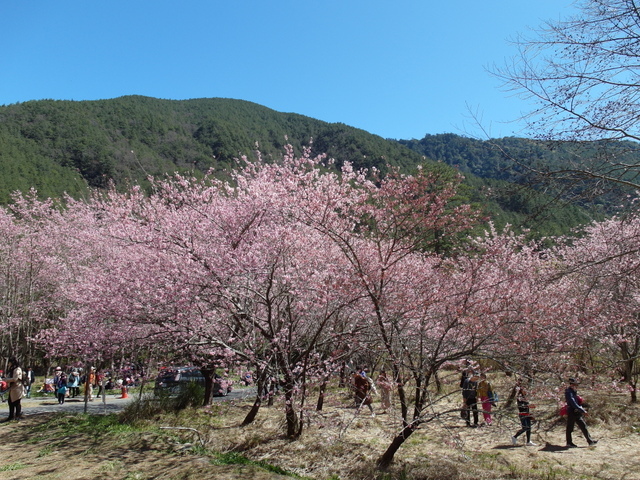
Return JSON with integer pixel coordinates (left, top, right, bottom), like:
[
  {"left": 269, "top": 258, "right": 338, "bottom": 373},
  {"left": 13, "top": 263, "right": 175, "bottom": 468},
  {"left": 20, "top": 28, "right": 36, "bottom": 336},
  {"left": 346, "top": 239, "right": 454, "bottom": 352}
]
[{"left": 0, "top": 95, "right": 619, "bottom": 238}]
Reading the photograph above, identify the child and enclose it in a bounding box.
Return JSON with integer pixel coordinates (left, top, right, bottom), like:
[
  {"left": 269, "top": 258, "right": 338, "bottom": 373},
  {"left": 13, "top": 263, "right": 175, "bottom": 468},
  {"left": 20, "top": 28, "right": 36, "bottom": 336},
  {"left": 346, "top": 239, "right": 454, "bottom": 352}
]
[{"left": 511, "top": 378, "right": 536, "bottom": 446}]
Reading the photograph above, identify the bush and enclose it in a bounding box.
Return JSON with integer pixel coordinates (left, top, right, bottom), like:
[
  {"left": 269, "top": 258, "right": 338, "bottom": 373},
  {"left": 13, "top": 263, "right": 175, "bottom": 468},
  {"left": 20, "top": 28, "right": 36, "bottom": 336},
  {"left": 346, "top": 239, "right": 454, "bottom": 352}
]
[
  {"left": 354, "top": 459, "right": 460, "bottom": 480},
  {"left": 172, "top": 381, "right": 205, "bottom": 410},
  {"left": 119, "top": 382, "right": 205, "bottom": 424}
]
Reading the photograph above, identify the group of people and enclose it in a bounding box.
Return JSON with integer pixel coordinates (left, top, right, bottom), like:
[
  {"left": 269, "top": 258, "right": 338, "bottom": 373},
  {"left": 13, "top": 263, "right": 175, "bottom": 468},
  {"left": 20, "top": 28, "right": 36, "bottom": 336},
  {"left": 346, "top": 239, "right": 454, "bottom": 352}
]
[
  {"left": 460, "top": 370, "right": 496, "bottom": 428},
  {"left": 461, "top": 367, "right": 598, "bottom": 448},
  {"left": 49, "top": 366, "right": 111, "bottom": 403},
  {"left": 0, "top": 360, "right": 130, "bottom": 422},
  {"left": 351, "top": 367, "right": 393, "bottom": 418},
  {"left": 509, "top": 376, "right": 597, "bottom": 448},
  {"left": 50, "top": 366, "right": 87, "bottom": 404},
  {"left": 1, "top": 356, "right": 600, "bottom": 450}
]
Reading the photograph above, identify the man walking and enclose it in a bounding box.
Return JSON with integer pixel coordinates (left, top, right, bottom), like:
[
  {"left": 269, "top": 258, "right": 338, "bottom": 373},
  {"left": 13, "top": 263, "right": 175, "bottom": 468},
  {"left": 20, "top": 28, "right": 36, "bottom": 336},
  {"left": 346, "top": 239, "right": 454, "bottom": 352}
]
[
  {"left": 462, "top": 371, "right": 479, "bottom": 427},
  {"left": 565, "top": 378, "right": 597, "bottom": 447},
  {"left": 24, "top": 367, "right": 35, "bottom": 398}
]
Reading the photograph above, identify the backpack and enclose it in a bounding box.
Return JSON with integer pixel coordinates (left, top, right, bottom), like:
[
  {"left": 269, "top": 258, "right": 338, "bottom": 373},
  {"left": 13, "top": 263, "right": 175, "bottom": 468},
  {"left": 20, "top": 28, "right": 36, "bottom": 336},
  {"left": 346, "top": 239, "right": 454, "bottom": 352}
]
[
  {"left": 15, "top": 368, "right": 29, "bottom": 387},
  {"left": 21, "top": 370, "right": 31, "bottom": 387}
]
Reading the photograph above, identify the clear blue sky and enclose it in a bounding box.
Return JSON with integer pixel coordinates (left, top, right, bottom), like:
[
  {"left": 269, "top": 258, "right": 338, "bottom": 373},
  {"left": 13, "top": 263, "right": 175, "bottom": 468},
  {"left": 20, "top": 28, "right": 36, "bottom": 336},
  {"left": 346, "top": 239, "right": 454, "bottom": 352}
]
[{"left": 1, "top": 1, "right": 577, "bottom": 140}]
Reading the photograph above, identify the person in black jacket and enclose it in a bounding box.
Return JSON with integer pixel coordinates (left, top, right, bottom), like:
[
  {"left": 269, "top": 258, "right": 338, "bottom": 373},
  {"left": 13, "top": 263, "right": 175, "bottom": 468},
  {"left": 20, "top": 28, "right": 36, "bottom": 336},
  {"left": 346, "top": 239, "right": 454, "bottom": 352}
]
[
  {"left": 565, "top": 378, "right": 597, "bottom": 447},
  {"left": 462, "top": 372, "right": 479, "bottom": 427}
]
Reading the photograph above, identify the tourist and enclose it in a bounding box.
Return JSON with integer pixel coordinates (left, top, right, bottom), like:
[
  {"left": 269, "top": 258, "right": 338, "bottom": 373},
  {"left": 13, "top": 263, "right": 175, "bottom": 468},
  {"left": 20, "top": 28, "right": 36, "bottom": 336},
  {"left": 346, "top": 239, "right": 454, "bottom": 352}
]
[
  {"left": 462, "top": 371, "right": 479, "bottom": 427},
  {"left": 4, "top": 357, "right": 25, "bottom": 421},
  {"left": 476, "top": 372, "right": 495, "bottom": 426},
  {"left": 511, "top": 378, "right": 536, "bottom": 446},
  {"left": 353, "top": 367, "right": 376, "bottom": 417},
  {"left": 565, "top": 378, "right": 597, "bottom": 447},
  {"left": 67, "top": 370, "right": 80, "bottom": 398},
  {"left": 56, "top": 372, "right": 68, "bottom": 404},
  {"left": 376, "top": 370, "right": 392, "bottom": 414},
  {"left": 24, "top": 367, "right": 35, "bottom": 398}
]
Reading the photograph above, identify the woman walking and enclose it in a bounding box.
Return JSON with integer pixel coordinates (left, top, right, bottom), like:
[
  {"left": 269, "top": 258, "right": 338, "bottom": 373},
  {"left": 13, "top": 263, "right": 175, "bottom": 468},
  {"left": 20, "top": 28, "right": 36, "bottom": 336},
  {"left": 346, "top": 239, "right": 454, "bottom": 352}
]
[
  {"left": 376, "top": 370, "right": 392, "bottom": 414},
  {"left": 56, "top": 372, "right": 68, "bottom": 404},
  {"left": 476, "top": 373, "right": 494, "bottom": 426},
  {"left": 4, "top": 357, "right": 25, "bottom": 421}
]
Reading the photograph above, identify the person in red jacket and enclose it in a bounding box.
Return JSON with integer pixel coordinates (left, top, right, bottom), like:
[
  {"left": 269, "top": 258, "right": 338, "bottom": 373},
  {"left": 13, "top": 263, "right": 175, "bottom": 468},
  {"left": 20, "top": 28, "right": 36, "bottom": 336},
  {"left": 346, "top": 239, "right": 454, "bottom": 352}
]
[{"left": 353, "top": 367, "right": 376, "bottom": 417}]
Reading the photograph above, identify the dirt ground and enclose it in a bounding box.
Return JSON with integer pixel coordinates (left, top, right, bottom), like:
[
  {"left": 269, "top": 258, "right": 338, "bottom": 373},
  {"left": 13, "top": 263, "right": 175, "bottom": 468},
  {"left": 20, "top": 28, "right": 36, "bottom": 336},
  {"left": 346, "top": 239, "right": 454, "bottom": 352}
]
[{"left": 0, "top": 384, "right": 639, "bottom": 480}]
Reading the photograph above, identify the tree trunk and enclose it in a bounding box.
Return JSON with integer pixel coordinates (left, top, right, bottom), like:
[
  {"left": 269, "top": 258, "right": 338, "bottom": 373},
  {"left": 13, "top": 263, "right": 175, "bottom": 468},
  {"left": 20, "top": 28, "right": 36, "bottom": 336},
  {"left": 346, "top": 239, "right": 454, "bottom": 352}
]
[
  {"left": 377, "top": 422, "right": 419, "bottom": 469},
  {"left": 242, "top": 396, "right": 262, "bottom": 425},
  {"left": 283, "top": 378, "right": 299, "bottom": 437},
  {"left": 387, "top": 364, "right": 408, "bottom": 422},
  {"left": 619, "top": 344, "right": 638, "bottom": 403},
  {"left": 433, "top": 372, "right": 442, "bottom": 394},
  {"left": 267, "top": 378, "right": 275, "bottom": 406},
  {"left": 243, "top": 367, "right": 268, "bottom": 424},
  {"left": 316, "top": 377, "right": 328, "bottom": 411},
  {"left": 396, "top": 381, "right": 408, "bottom": 423},
  {"left": 504, "top": 385, "right": 517, "bottom": 409},
  {"left": 199, "top": 367, "right": 217, "bottom": 406},
  {"left": 338, "top": 361, "right": 347, "bottom": 388}
]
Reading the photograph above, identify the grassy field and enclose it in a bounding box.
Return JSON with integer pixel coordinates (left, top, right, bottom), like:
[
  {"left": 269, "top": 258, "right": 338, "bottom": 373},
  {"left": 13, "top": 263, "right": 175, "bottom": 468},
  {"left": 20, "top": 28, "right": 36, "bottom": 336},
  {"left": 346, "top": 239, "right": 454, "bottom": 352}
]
[{"left": 0, "top": 378, "right": 639, "bottom": 480}]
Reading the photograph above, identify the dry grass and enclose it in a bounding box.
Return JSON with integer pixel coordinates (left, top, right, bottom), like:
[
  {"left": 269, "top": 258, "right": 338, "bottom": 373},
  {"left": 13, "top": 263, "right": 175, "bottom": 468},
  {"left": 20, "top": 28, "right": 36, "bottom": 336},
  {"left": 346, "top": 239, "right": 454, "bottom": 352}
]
[{"left": 0, "top": 380, "right": 639, "bottom": 480}]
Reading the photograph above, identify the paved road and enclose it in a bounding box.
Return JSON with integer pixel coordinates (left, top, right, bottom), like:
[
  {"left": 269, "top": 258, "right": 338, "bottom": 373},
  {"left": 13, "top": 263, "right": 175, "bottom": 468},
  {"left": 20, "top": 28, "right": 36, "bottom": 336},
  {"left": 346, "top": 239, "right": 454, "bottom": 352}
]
[{"left": 0, "top": 387, "right": 257, "bottom": 417}]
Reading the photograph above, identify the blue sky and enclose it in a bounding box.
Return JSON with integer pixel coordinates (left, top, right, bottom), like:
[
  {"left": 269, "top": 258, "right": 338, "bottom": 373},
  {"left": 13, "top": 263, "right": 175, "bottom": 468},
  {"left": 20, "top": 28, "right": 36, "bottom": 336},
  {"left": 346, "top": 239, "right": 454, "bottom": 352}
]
[{"left": 1, "top": 1, "right": 577, "bottom": 140}]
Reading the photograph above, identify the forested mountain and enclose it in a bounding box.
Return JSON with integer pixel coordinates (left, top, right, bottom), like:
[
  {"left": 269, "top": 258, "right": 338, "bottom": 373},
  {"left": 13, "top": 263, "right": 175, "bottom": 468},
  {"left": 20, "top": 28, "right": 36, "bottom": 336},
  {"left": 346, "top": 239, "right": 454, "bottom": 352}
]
[
  {"left": 0, "top": 96, "right": 601, "bottom": 237},
  {"left": 0, "top": 96, "right": 421, "bottom": 195},
  {"left": 400, "top": 134, "right": 636, "bottom": 211}
]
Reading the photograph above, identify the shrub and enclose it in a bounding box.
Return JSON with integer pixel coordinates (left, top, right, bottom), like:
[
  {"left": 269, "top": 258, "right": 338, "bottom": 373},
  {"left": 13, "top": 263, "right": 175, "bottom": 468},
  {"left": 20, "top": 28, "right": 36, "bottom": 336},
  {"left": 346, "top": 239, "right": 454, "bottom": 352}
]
[{"left": 119, "top": 382, "right": 205, "bottom": 424}]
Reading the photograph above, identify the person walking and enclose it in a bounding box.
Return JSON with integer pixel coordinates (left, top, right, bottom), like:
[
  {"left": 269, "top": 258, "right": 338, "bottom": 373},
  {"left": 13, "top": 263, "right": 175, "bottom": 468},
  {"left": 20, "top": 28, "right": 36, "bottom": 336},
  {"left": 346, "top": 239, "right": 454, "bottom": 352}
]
[
  {"left": 95, "top": 370, "right": 106, "bottom": 399},
  {"left": 67, "top": 370, "right": 80, "bottom": 398},
  {"left": 56, "top": 373, "right": 68, "bottom": 404},
  {"left": 86, "top": 366, "right": 97, "bottom": 400},
  {"left": 376, "top": 370, "right": 392, "bottom": 414},
  {"left": 52, "top": 366, "right": 62, "bottom": 390},
  {"left": 511, "top": 378, "right": 536, "bottom": 446},
  {"left": 4, "top": 357, "right": 25, "bottom": 421},
  {"left": 462, "top": 371, "right": 479, "bottom": 427},
  {"left": 565, "top": 378, "right": 597, "bottom": 447},
  {"left": 24, "top": 367, "right": 35, "bottom": 398},
  {"left": 353, "top": 367, "right": 376, "bottom": 417},
  {"left": 476, "top": 372, "right": 495, "bottom": 426}
]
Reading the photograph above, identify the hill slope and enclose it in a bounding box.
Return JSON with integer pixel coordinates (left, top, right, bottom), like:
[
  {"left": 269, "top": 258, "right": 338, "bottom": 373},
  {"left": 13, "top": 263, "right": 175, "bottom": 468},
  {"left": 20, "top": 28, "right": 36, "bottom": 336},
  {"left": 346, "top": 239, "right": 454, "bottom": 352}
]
[{"left": 0, "top": 96, "right": 597, "bottom": 237}]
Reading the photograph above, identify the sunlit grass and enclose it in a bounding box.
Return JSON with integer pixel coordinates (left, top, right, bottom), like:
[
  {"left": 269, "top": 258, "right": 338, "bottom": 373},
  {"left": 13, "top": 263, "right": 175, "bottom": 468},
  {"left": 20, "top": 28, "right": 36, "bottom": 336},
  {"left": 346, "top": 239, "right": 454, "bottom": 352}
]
[{"left": 0, "top": 461, "right": 26, "bottom": 471}]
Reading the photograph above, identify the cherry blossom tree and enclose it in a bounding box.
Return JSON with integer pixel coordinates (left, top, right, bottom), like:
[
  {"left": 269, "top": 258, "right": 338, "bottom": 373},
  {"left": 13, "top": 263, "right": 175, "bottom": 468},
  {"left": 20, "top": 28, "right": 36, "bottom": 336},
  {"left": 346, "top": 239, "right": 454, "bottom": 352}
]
[
  {"left": 12, "top": 143, "right": 630, "bottom": 467},
  {"left": 0, "top": 192, "right": 75, "bottom": 368},
  {"left": 31, "top": 151, "right": 362, "bottom": 436},
  {"left": 268, "top": 156, "right": 525, "bottom": 466},
  {"left": 553, "top": 212, "right": 640, "bottom": 401}
]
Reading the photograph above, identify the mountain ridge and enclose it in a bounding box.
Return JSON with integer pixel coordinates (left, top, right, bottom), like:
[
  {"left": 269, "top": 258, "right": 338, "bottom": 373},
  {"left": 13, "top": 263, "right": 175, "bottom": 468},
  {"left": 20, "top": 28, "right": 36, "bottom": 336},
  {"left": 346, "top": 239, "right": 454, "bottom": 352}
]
[{"left": 0, "top": 95, "right": 597, "bottom": 237}]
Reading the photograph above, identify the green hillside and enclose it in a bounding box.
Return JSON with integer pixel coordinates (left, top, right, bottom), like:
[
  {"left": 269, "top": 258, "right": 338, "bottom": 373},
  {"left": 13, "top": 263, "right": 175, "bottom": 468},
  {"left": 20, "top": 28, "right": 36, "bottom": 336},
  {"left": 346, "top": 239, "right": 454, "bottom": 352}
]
[
  {"left": 0, "top": 96, "right": 422, "bottom": 193},
  {"left": 400, "top": 134, "right": 637, "bottom": 212},
  {"left": 0, "top": 96, "right": 600, "bottom": 237}
]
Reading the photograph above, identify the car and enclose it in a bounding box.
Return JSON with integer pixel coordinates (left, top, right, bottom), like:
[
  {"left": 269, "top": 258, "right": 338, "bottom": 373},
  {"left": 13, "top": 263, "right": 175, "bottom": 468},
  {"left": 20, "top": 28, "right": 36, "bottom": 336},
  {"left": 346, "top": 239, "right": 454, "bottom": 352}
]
[{"left": 154, "top": 367, "right": 232, "bottom": 396}]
